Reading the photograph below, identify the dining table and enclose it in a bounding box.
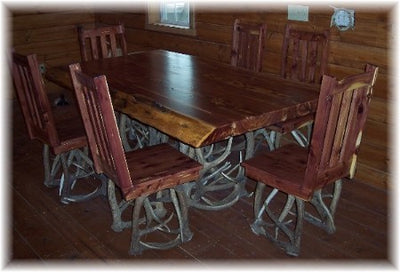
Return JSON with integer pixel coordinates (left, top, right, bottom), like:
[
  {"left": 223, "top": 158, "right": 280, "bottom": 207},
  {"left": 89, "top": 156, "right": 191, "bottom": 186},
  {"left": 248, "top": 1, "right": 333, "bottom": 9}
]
[{"left": 45, "top": 49, "right": 320, "bottom": 210}]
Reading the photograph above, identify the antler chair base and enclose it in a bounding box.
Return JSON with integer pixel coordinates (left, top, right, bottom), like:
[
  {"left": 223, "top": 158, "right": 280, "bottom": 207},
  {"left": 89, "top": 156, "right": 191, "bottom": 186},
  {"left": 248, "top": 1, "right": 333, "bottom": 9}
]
[
  {"left": 250, "top": 173, "right": 342, "bottom": 256},
  {"left": 107, "top": 180, "right": 193, "bottom": 255},
  {"left": 43, "top": 144, "right": 107, "bottom": 204}
]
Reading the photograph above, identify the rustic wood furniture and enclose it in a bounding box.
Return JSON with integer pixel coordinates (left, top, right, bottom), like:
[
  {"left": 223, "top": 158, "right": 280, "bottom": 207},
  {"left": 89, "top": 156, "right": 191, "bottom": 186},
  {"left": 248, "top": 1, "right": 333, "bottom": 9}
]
[
  {"left": 78, "top": 23, "right": 128, "bottom": 61},
  {"left": 69, "top": 63, "right": 202, "bottom": 255},
  {"left": 45, "top": 50, "right": 320, "bottom": 210},
  {"left": 242, "top": 64, "right": 378, "bottom": 256},
  {"left": 230, "top": 19, "right": 271, "bottom": 151},
  {"left": 231, "top": 18, "right": 266, "bottom": 72},
  {"left": 265, "top": 24, "right": 330, "bottom": 149},
  {"left": 78, "top": 23, "right": 147, "bottom": 151},
  {"left": 12, "top": 53, "right": 106, "bottom": 204}
]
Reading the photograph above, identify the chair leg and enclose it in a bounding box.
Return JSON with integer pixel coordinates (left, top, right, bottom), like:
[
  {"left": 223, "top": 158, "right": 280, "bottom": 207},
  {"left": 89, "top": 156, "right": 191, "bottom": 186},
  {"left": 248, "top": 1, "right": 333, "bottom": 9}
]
[
  {"left": 43, "top": 144, "right": 62, "bottom": 188},
  {"left": 305, "top": 179, "right": 342, "bottom": 234},
  {"left": 174, "top": 186, "right": 194, "bottom": 243},
  {"left": 59, "top": 153, "right": 71, "bottom": 204},
  {"left": 107, "top": 180, "right": 193, "bottom": 255},
  {"left": 44, "top": 144, "right": 105, "bottom": 203},
  {"left": 251, "top": 183, "right": 305, "bottom": 256},
  {"left": 130, "top": 195, "right": 146, "bottom": 255},
  {"left": 57, "top": 148, "right": 107, "bottom": 204},
  {"left": 253, "top": 181, "right": 266, "bottom": 219},
  {"left": 108, "top": 179, "right": 132, "bottom": 232},
  {"left": 128, "top": 188, "right": 193, "bottom": 255}
]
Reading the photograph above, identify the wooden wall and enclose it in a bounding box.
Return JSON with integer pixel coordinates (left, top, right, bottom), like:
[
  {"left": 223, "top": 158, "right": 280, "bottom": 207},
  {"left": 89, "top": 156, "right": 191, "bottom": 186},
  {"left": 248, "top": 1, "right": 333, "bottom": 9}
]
[
  {"left": 11, "top": 10, "right": 95, "bottom": 67},
  {"left": 10, "top": 4, "right": 391, "bottom": 190}
]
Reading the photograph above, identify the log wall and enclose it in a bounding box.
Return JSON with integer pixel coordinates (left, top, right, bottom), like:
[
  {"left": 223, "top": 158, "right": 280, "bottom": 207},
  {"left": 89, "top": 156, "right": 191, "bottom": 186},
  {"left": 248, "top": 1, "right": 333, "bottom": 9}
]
[
  {"left": 11, "top": 9, "right": 95, "bottom": 67},
  {"left": 9, "top": 4, "right": 392, "bottom": 189}
]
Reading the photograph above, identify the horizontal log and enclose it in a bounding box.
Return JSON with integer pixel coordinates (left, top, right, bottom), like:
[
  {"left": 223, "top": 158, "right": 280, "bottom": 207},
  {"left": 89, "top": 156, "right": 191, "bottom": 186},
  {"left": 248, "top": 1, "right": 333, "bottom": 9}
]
[
  {"left": 96, "top": 12, "right": 146, "bottom": 28},
  {"left": 329, "top": 41, "right": 388, "bottom": 72},
  {"left": 196, "top": 22, "right": 233, "bottom": 44},
  {"left": 14, "top": 40, "right": 80, "bottom": 62},
  {"left": 13, "top": 25, "right": 80, "bottom": 45},
  {"left": 335, "top": 21, "right": 388, "bottom": 49},
  {"left": 261, "top": 51, "right": 281, "bottom": 74},
  {"left": 362, "top": 119, "right": 388, "bottom": 149},
  {"left": 196, "top": 12, "right": 247, "bottom": 25},
  {"left": 368, "top": 97, "right": 388, "bottom": 124},
  {"left": 12, "top": 12, "right": 95, "bottom": 30},
  {"left": 264, "top": 31, "right": 284, "bottom": 54}
]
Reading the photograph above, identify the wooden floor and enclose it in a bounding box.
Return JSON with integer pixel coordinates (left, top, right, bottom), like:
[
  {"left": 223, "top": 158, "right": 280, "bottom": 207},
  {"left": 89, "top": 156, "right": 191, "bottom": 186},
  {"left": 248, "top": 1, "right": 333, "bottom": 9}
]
[{"left": 10, "top": 98, "right": 390, "bottom": 266}]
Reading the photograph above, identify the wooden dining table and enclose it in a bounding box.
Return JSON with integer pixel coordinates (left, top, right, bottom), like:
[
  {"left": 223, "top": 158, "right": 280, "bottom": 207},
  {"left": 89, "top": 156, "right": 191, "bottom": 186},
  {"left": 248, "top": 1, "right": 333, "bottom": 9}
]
[{"left": 45, "top": 49, "right": 320, "bottom": 210}]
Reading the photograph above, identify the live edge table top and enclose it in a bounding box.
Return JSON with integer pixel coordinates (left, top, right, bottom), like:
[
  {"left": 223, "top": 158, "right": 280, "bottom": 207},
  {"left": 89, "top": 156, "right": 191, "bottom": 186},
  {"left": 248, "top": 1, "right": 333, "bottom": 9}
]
[{"left": 45, "top": 50, "right": 319, "bottom": 148}]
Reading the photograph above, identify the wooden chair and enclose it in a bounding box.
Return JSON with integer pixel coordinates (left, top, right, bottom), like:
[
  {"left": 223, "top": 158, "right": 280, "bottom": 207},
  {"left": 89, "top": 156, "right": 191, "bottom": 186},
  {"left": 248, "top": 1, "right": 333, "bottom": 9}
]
[
  {"left": 78, "top": 23, "right": 128, "bottom": 61},
  {"left": 263, "top": 24, "right": 330, "bottom": 149},
  {"left": 69, "top": 63, "right": 202, "bottom": 255},
  {"left": 78, "top": 23, "right": 149, "bottom": 151},
  {"left": 230, "top": 19, "right": 269, "bottom": 154},
  {"left": 231, "top": 18, "right": 266, "bottom": 72},
  {"left": 242, "top": 64, "right": 378, "bottom": 256},
  {"left": 11, "top": 53, "right": 106, "bottom": 204}
]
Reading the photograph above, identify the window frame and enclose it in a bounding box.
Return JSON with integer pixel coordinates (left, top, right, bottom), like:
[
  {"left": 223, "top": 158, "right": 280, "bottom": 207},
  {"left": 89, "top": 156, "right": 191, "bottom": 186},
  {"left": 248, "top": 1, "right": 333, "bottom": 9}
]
[{"left": 146, "top": 1, "right": 196, "bottom": 36}]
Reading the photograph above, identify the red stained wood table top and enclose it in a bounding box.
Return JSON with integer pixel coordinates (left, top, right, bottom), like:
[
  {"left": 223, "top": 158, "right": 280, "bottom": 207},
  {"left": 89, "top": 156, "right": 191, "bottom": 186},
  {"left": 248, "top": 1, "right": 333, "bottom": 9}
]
[{"left": 46, "top": 50, "right": 319, "bottom": 148}]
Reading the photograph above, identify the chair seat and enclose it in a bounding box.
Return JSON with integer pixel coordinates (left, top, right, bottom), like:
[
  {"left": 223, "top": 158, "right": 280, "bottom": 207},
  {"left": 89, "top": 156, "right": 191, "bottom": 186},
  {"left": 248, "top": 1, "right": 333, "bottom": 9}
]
[
  {"left": 124, "top": 143, "right": 202, "bottom": 201},
  {"left": 242, "top": 143, "right": 312, "bottom": 200},
  {"left": 267, "top": 113, "right": 314, "bottom": 134}
]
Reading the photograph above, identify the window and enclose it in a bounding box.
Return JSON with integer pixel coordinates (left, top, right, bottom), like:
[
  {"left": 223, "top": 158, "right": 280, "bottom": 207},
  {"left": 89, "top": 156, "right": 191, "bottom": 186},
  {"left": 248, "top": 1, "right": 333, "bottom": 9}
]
[
  {"left": 146, "top": 0, "right": 195, "bottom": 36},
  {"left": 160, "top": 1, "right": 189, "bottom": 27}
]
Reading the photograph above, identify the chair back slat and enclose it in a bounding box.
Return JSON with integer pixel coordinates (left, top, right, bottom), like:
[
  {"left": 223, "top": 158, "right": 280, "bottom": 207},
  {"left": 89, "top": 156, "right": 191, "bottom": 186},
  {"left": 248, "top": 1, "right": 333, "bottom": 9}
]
[
  {"left": 328, "top": 90, "right": 353, "bottom": 167},
  {"left": 231, "top": 19, "right": 266, "bottom": 72},
  {"left": 12, "top": 53, "right": 59, "bottom": 146},
  {"left": 319, "top": 92, "right": 344, "bottom": 167},
  {"left": 303, "top": 64, "right": 378, "bottom": 189},
  {"left": 281, "top": 24, "right": 330, "bottom": 84},
  {"left": 78, "top": 24, "right": 128, "bottom": 62},
  {"left": 69, "top": 63, "right": 133, "bottom": 193}
]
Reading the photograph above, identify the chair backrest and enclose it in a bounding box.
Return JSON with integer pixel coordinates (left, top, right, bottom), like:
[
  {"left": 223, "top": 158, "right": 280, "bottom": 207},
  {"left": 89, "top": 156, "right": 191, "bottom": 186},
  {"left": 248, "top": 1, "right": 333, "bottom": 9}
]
[
  {"left": 12, "top": 53, "right": 59, "bottom": 146},
  {"left": 78, "top": 24, "right": 128, "bottom": 62},
  {"left": 303, "top": 64, "right": 378, "bottom": 191},
  {"left": 281, "top": 24, "right": 330, "bottom": 84},
  {"left": 231, "top": 19, "right": 266, "bottom": 72},
  {"left": 69, "top": 63, "right": 133, "bottom": 194}
]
